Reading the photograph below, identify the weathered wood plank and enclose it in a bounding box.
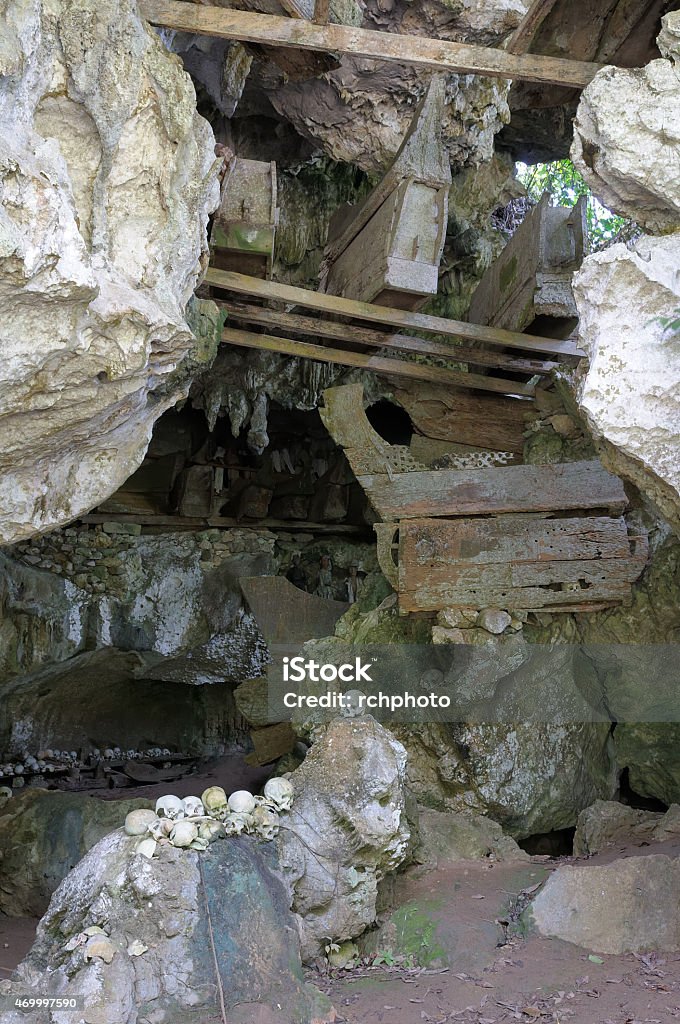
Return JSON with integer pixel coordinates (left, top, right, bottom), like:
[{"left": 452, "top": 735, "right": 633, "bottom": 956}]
[
  {"left": 392, "top": 385, "right": 529, "bottom": 455},
  {"left": 358, "top": 460, "right": 629, "bottom": 521},
  {"left": 313, "top": 0, "right": 330, "bottom": 23},
  {"left": 140, "top": 1, "right": 603, "bottom": 87},
  {"left": 401, "top": 516, "right": 634, "bottom": 566},
  {"left": 397, "top": 515, "right": 648, "bottom": 612},
  {"left": 221, "top": 326, "right": 536, "bottom": 397},
  {"left": 506, "top": 0, "right": 560, "bottom": 55},
  {"left": 223, "top": 302, "right": 558, "bottom": 374},
  {"left": 207, "top": 268, "right": 586, "bottom": 358}
]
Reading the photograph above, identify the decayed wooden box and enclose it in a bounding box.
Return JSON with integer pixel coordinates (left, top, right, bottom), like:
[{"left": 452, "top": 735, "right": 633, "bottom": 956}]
[
  {"left": 320, "top": 384, "right": 648, "bottom": 614},
  {"left": 211, "top": 157, "right": 278, "bottom": 279},
  {"left": 468, "top": 193, "right": 587, "bottom": 333},
  {"left": 322, "top": 75, "right": 451, "bottom": 311}
]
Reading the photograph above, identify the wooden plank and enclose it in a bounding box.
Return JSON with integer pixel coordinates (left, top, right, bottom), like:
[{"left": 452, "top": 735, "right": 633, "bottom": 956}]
[
  {"left": 206, "top": 268, "right": 586, "bottom": 358},
  {"left": 140, "top": 1, "right": 603, "bottom": 88},
  {"left": 400, "top": 516, "right": 634, "bottom": 566},
  {"left": 313, "top": 0, "right": 330, "bottom": 23},
  {"left": 79, "top": 513, "right": 369, "bottom": 534},
  {"left": 506, "top": 0, "right": 560, "bottom": 55},
  {"left": 397, "top": 517, "right": 648, "bottom": 612},
  {"left": 358, "top": 460, "right": 629, "bottom": 520},
  {"left": 221, "top": 326, "right": 536, "bottom": 397},
  {"left": 392, "top": 385, "right": 529, "bottom": 455},
  {"left": 223, "top": 302, "right": 558, "bottom": 374},
  {"left": 244, "top": 722, "right": 297, "bottom": 766}
]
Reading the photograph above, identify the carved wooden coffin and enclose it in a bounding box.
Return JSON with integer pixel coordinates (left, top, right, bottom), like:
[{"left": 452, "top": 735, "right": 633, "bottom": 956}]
[
  {"left": 211, "top": 157, "right": 278, "bottom": 279},
  {"left": 321, "top": 75, "right": 451, "bottom": 310},
  {"left": 376, "top": 516, "right": 648, "bottom": 613},
  {"left": 468, "top": 193, "right": 587, "bottom": 333}
]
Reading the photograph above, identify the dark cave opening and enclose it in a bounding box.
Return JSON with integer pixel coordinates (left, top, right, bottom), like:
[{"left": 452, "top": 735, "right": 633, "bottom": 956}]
[
  {"left": 519, "top": 827, "right": 576, "bottom": 857},
  {"left": 365, "top": 399, "right": 414, "bottom": 446}
]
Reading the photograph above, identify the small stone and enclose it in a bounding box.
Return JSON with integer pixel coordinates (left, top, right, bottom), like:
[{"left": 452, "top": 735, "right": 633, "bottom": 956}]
[
  {"left": 431, "top": 626, "right": 468, "bottom": 645},
  {"left": 477, "top": 608, "right": 512, "bottom": 634},
  {"left": 549, "top": 414, "right": 580, "bottom": 438}
]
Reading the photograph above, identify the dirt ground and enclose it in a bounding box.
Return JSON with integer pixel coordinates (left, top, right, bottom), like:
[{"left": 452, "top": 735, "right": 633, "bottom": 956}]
[{"left": 314, "top": 846, "right": 680, "bottom": 1024}]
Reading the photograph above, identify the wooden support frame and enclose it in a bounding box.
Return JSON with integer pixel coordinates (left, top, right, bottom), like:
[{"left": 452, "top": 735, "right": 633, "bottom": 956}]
[
  {"left": 221, "top": 325, "right": 536, "bottom": 397},
  {"left": 206, "top": 268, "right": 586, "bottom": 359},
  {"left": 221, "top": 302, "right": 559, "bottom": 375},
  {"left": 140, "top": 0, "right": 603, "bottom": 88},
  {"left": 506, "top": 0, "right": 560, "bottom": 55}
]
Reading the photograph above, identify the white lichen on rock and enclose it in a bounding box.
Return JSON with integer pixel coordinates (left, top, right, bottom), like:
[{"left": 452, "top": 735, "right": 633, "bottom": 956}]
[{"left": 0, "top": 0, "right": 219, "bottom": 544}]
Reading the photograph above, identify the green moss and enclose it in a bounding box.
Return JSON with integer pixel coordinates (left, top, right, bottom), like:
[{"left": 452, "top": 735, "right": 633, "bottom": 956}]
[{"left": 383, "top": 900, "right": 448, "bottom": 966}]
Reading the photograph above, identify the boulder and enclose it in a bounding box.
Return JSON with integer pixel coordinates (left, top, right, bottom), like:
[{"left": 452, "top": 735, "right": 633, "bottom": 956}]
[
  {"left": 0, "top": 789, "right": 152, "bottom": 917},
  {"left": 277, "top": 716, "right": 410, "bottom": 959},
  {"left": 414, "top": 808, "right": 528, "bottom": 866},
  {"left": 574, "top": 800, "right": 680, "bottom": 856},
  {"left": 0, "top": 0, "right": 219, "bottom": 544},
  {"left": 0, "top": 831, "right": 334, "bottom": 1024},
  {"left": 530, "top": 854, "right": 680, "bottom": 954},
  {"left": 573, "top": 799, "right": 662, "bottom": 856},
  {"left": 571, "top": 12, "right": 680, "bottom": 233},
  {"left": 571, "top": 233, "right": 680, "bottom": 530}
]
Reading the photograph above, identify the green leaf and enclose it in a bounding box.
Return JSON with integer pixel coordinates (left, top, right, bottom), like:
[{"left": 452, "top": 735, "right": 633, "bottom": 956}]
[{"left": 588, "top": 954, "right": 605, "bottom": 964}]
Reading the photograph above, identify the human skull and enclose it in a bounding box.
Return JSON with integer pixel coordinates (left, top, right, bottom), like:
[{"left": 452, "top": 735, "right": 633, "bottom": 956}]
[
  {"left": 263, "top": 777, "right": 294, "bottom": 812},
  {"left": 182, "top": 796, "right": 204, "bottom": 818},
  {"left": 342, "top": 689, "right": 366, "bottom": 718},
  {"left": 252, "top": 805, "right": 280, "bottom": 841},
  {"left": 202, "top": 786, "right": 228, "bottom": 820},
  {"left": 223, "top": 811, "right": 252, "bottom": 836},
  {"left": 0, "top": 786, "right": 12, "bottom": 805},
  {"left": 136, "top": 837, "right": 157, "bottom": 859},
  {"left": 169, "top": 820, "right": 198, "bottom": 848},
  {"left": 198, "top": 819, "right": 224, "bottom": 843},
  {"left": 148, "top": 816, "right": 173, "bottom": 840},
  {"left": 155, "top": 794, "right": 185, "bottom": 820},
  {"left": 228, "top": 790, "right": 256, "bottom": 815},
  {"left": 124, "top": 808, "right": 158, "bottom": 836}
]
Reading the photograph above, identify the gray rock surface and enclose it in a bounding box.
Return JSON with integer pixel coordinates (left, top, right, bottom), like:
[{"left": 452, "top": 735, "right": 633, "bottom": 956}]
[
  {"left": 530, "top": 854, "right": 680, "bottom": 954},
  {"left": 0, "top": 830, "right": 335, "bottom": 1024},
  {"left": 572, "top": 12, "right": 680, "bottom": 233},
  {"left": 0, "top": 789, "right": 152, "bottom": 917},
  {"left": 0, "top": 0, "right": 219, "bottom": 544},
  {"left": 414, "top": 808, "right": 528, "bottom": 866},
  {"left": 278, "top": 715, "right": 410, "bottom": 959}
]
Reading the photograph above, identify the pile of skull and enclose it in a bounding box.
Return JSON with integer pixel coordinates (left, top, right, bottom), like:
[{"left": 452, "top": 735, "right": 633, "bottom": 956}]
[{"left": 123, "top": 779, "right": 294, "bottom": 858}]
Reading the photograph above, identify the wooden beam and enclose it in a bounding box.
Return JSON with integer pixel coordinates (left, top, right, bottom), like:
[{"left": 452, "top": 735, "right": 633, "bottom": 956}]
[
  {"left": 506, "top": 0, "right": 559, "bottom": 55},
  {"left": 80, "top": 513, "right": 369, "bottom": 534},
  {"left": 206, "top": 268, "right": 586, "bottom": 359},
  {"left": 357, "top": 460, "right": 629, "bottom": 520},
  {"left": 140, "top": 1, "right": 603, "bottom": 88},
  {"left": 222, "top": 302, "right": 558, "bottom": 375},
  {"left": 313, "top": 0, "right": 330, "bottom": 24},
  {"left": 221, "top": 325, "right": 536, "bottom": 396}
]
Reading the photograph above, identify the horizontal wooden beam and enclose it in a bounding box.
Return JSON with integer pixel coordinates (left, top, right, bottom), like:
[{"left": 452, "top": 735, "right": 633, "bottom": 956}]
[
  {"left": 140, "top": 0, "right": 603, "bottom": 88},
  {"left": 207, "top": 269, "right": 585, "bottom": 359},
  {"left": 80, "top": 513, "right": 369, "bottom": 534},
  {"left": 358, "top": 460, "right": 629, "bottom": 520},
  {"left": 221, "top": 325, "right": 535, "bottom": 396},
  {"left": 222, "top": 302, "right": 558, "bottom": 375}
]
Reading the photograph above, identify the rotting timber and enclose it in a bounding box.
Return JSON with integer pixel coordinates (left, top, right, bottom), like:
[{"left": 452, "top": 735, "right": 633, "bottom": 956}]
[{"left": 321, "top": 385, "right": 648, "bottom": 616}]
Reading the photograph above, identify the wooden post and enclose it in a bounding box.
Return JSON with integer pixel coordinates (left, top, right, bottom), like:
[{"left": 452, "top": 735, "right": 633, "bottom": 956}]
[
  {"left": 506, "top": 0, "right": 559, "bottom": 55},
  {"left": 313, "top": 0, "right": 331, "bottom": 24},
  {"left": 139, "top": 0, "right": 603, "bottom": 88}
]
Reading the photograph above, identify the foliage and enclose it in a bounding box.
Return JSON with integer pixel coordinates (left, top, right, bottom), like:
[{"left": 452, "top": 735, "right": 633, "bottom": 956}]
[
  {"left": 516, "top": 159, "right": 636, "bottom": 252},
  {"left": 658, "top": 309, "right": 680, "bottom": 336}
]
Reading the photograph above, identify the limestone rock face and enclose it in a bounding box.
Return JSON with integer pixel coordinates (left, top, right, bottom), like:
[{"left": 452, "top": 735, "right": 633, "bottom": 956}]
[
  {"left": 571, "top": 12, "right": 680, "bottom": 233},
  {"left": 530, "top": 855, "right": 680, "bottom": 954},
  {"left": 0, "top": 831, "right": 334, "bottom": 1024},
  {"left": 0, "top": 0, "right": 219, "bottom": 545},
  {"left": 278, "top": 715, "right": 410, "bottom": 959},
  {"left": 572, "top": 234, "right": 680, "bottom": 530},
  {"left": 0, "top": 789, "right": 152, "bottom": 917},
  {"left": 573, "top": 799, "right": 680, "bottom": 857}
]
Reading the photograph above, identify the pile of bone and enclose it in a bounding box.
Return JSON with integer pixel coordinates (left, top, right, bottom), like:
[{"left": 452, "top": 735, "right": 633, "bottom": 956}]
[
  {"left": 0, "top": 750, "right": 79, "bottom": 783},
  {"left": 124, "top": 779, "right": 294, "bottom": 858}
]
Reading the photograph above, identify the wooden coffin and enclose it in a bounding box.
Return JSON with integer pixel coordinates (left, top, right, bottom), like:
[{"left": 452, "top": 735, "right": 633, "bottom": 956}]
[
  {"left": 468, "top": 193, "right": 587, "bottom": 334},
  {"left": 377, "top": 515, "right": 648, "bottom": 613},
  {"left": 211, "top": 157, "right": 278, "bottom": 279},
  {"left": 322, "top": 75, "right": 451, "bottom": 310}
]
